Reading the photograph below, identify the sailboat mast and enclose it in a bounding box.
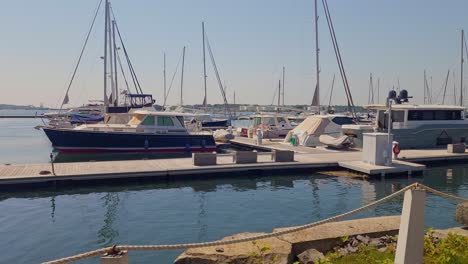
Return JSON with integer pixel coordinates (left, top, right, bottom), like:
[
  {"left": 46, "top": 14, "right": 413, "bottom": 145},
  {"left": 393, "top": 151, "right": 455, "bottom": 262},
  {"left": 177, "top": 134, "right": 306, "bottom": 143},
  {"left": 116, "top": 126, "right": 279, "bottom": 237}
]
[
  {"left": 314, "top": 0, "right": 320, "bottom": 113},
  {"left": 461, "top": 29, "right": 464, "bottom": 106},
  {"left": 103, "top": 0, "right": 109, "bottom": 107},
  {"left": 277, "top": 80, "right": 281, "bottom": 112},
  {"left": 202, "top": 22, "right": 208, "bottom": 107},
  {"left": 282, "top": 66, "right": 285, "bottom": 105},
  {"left": 112, "top": 20, "right": 118, "bottom": 106},
  {"left": 424, "top": 70, "right": 426, "bottom": 104},
  {"left": 163, "top": 52, "right": 166, "bottom": 106},
  {"left": 180, "top": 46, "right": 186, "bottom": 105},
  {"left": 107, "top": 2, "right": 115, "bottom": 105}
]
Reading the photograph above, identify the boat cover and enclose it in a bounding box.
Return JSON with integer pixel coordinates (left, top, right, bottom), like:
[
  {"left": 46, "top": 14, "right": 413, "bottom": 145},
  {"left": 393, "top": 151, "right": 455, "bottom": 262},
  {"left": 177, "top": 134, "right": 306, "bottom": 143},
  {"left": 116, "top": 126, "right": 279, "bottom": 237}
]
[
  {"left": 284, "top": 116, "right": 330, "bottom": 146},
  {"left": 319, "top": 134, "right": 353, "bottom": 149},
  {"left": 70, "top": 114, "right": 104, "bottom": 124}
]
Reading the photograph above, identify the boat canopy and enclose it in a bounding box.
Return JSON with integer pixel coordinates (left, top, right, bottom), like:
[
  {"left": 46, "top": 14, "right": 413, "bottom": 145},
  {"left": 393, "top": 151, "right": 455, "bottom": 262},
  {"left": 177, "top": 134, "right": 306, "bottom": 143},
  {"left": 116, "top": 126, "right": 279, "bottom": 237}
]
[{"left": 124, "top": 93, "right": 155, "bottom": 107}]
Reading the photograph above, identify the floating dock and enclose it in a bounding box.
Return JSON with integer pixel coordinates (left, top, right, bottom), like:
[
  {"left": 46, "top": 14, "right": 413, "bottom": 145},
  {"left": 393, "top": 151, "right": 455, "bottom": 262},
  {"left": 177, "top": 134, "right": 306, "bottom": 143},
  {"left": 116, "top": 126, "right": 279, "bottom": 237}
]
[
  {"left": 339, "top": 160, "right": 426, "bottom": 176},
  {"left": 1, "top": 144, "right": 468, "bottom": 187}
]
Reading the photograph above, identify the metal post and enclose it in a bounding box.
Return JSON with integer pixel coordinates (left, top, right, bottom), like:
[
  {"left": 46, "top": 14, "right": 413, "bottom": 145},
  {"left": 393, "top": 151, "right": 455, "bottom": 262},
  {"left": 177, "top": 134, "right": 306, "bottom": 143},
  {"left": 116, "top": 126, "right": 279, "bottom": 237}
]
[
  {"left": 394, "top": 188, "right": 426, "bottom": 264},
  {"left": 50, "top": 153, "right": 55, "bottom": 176}
]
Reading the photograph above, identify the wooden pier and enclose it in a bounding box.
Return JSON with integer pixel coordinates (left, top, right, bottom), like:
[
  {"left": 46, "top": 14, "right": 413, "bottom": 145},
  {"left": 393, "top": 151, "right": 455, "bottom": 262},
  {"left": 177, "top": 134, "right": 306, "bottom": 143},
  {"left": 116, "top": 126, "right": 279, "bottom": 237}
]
[{"left": 1, "top": 146, "right": 468, "bottom": 186}]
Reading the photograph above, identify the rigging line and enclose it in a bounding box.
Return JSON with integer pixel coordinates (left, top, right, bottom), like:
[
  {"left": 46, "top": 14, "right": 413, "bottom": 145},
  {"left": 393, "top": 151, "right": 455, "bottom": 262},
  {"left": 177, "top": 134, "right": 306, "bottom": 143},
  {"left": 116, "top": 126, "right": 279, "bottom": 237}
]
[
  {"left": 322, "top": 0, "right": 356, "bottom": 116},
  {"left": 442, "top": 70, "right": 450, "bottom": 104},
  {"left": 164, "top": 49, "right": 184, "bottom": 107},
  {"left": 111, "top": 9, "right": 143, "bottom": 94},
  {"left": 321, "top": 0, "right": 349, "bottom": 107},
  {"left": 205, "top": 36, "right": 232, "bottom": 120},
  {"left": 58, "top": 0, "right": 103, "bottom": 114},
  {"left": 116, "top": 49, "right": 130, "bottom": 93},
  {"left": 328, "top": 73, "right": 336, "bottom": 107},
  {"left": 321, "top": 0, "right": 350, "bottom": 109}
]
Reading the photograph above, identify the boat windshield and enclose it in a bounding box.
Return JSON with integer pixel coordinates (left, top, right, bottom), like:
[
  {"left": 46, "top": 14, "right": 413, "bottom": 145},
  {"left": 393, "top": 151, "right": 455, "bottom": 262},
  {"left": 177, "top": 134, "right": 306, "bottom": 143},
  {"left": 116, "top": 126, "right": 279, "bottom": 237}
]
[{"left": 128, "top": 114, "right": 146, "bottom": 125}]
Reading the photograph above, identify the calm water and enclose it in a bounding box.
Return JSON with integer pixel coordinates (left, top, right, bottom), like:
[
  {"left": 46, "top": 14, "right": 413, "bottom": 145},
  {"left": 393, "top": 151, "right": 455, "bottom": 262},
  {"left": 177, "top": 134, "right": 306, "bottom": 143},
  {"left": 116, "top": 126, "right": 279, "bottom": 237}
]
[
  {"left": 0, "top": 168, "right": 467, "bottom": 263},
  {"left": 1, "top": 111, "right": 468, "bottom": 263}
]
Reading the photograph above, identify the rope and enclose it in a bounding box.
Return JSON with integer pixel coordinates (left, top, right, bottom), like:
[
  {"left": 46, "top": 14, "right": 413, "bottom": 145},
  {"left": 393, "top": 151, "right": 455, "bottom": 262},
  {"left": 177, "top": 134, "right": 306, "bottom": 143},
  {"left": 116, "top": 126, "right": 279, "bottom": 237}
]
[
  {"left": 41, "top": 182, "right": 468, "bottom": 264},
  {"left": 423, "top": 185, "right": 468, "bottom": 202}
]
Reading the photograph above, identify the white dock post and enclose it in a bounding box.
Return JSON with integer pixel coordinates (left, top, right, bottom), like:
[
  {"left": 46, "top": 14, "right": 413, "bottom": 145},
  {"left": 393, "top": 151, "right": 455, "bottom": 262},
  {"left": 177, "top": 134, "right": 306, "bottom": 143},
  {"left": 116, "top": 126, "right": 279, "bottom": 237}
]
[
  {"left": 101, "top": 250, "right": 129, "bottom": 264},
  {"left": 394, "top": 188, "right": 426, "bottom": 264}
]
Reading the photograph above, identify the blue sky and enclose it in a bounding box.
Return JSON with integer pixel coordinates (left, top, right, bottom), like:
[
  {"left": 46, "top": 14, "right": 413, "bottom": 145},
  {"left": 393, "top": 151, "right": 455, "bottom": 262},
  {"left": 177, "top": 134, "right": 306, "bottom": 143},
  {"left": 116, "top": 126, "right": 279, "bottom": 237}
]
[{"left": 1, "top": 0, "right": 468, "bottom": 107}]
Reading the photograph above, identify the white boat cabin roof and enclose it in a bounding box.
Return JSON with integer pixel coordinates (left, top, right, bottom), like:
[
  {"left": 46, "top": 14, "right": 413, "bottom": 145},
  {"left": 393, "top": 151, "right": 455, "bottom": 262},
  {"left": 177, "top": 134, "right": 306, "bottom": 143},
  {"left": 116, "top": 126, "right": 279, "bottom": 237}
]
[
  {"left": 364, "top": 104, "right": 466, "bottom": 111},
  {"left": 133, "top": 110, "right": 193, "bottom": 117}
]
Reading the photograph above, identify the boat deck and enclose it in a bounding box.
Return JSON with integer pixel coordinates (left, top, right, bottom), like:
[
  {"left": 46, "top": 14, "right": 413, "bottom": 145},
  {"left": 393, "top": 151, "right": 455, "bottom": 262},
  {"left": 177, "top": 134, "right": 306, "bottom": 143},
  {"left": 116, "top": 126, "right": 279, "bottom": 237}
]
[
  {"left": 1, "top": 147, "right": 468, "bottom": 186},
  {"left": 229, "top": 137, "right": 339, "bottom": 154}
]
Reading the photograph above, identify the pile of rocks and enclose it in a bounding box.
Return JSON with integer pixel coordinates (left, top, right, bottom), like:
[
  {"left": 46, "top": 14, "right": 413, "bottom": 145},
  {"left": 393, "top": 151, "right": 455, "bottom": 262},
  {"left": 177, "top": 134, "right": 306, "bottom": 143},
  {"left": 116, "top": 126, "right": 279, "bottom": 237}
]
[{"left": 296, "top": 234, "right": 397, "bottom": 264}]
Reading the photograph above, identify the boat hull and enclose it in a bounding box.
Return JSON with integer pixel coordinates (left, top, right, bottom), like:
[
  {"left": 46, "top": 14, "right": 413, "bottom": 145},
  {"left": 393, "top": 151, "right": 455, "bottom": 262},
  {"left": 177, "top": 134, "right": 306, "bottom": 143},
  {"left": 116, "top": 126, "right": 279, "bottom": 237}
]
[
  {"left": 43, "top": 128, "right": 217, "bottom": 153},
  {"left": 202, "top": 119, "right": 229, "bottom": 128}
]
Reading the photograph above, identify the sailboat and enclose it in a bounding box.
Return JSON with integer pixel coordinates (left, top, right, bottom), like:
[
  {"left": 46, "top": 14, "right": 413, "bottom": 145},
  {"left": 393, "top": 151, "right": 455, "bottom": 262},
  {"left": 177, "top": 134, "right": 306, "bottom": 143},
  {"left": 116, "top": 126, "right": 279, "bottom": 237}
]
[{"left": 41, "top": 0, "right": 216, "bottom": 153}]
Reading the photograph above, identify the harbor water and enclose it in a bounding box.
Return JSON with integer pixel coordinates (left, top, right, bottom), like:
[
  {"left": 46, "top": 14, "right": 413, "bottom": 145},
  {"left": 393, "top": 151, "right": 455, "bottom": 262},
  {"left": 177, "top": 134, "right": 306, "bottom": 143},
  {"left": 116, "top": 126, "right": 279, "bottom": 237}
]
[
  {"left": 0, "top": 167, "right": 467, "bottom": 263},
  {"left": 0, "top": 111, "right": 468, "bottom": 263}
]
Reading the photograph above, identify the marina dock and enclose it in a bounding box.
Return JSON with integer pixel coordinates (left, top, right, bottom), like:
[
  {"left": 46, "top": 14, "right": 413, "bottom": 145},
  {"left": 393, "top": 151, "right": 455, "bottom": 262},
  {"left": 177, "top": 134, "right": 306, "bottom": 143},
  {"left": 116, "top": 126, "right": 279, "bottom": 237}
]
[{"left": 1, "top": 146, "right": 468, "bottom": 187}]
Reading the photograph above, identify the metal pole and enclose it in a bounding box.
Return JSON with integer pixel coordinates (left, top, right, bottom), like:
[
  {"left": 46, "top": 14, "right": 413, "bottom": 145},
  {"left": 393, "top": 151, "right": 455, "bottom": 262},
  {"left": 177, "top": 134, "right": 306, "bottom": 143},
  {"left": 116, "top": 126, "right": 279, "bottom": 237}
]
[
  {"left": 282, "top": 66, "right": 285, "bottom": 105},
  {"left": 112, "top": 20, "right": 118, "bottom": 106},
  {"left": 424, "top": 70, "right": 426, "bottom": 104},
  {"left": 107, "top": 3, "right": 115, "bottom": 106},
  {"left": 202, "top": 22, "right": 208, "bottom": 107},
  {"left": 180, "top": 46, "right": 186, "bottom": 105},
  {"left": 163, "top": 52, "right": 166, "bottom": 106},
  {"left": 314, "top": 0, "right": 320, "bottom": 112},
  {"left": 277, "top": 80, "right": 281, "bottom": 112},
  {"left": 377, "top": 77, "right": 380, "bottom": 104},
  {"left": 461, "top": 29, "right": 464, "bottom": 106},
  {"left": 103, "top": 0, "right": 109, "bottom": 106},
  {"left": 388, "top": 99, "right": 392, "bottom": 145}
]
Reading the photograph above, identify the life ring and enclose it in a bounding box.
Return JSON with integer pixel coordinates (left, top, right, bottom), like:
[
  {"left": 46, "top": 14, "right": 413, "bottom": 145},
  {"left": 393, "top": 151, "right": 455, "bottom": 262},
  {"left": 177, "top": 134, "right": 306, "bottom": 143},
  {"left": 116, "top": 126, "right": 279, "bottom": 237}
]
[{"left": 393, "top": 144, "right": 401, "bottom": 155}]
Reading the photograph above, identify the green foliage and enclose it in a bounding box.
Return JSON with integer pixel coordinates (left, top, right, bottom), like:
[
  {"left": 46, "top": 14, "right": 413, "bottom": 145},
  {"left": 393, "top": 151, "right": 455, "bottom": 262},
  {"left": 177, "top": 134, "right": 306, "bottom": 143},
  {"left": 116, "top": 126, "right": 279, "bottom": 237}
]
[
  {"left": 340, "top": 236, "right": 349, "bottom": 244},
  {"left": 316, "top": 232, "right": 468, "bottom": 264},
  {"left": 424, "top": 232, "right": 468, "bottom": 264},
  {"left": 249, "top": 241, "right": 278, "bottom": 264}
]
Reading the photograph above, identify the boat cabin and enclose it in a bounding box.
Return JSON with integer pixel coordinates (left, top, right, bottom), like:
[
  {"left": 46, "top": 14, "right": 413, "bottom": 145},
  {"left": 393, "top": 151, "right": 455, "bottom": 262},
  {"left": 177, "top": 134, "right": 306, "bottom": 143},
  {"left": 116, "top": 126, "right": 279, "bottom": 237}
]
[
  {"left": 75, "top": 110, "right": 192, "bottom": 134},
  {"left": 369, "top": 104, "right": 466, "bottom": 130}
]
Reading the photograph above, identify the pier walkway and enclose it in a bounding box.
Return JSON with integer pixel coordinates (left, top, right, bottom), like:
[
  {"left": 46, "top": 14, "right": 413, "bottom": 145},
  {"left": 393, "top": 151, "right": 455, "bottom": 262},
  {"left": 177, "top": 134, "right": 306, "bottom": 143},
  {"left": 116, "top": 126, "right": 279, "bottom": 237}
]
[{"left": 1, "top": 148, "right": 468, "bottom": 186}]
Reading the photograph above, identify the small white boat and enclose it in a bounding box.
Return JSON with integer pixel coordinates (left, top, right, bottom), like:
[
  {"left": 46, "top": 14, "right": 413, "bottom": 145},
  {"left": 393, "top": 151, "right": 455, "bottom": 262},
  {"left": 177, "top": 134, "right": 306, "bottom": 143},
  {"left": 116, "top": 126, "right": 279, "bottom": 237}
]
[
  {"left": 249, "top": 114, "right": 293, "bottom": 138},
  {"left": 284, "top": 115, "right": 354, "bottom": 147}
]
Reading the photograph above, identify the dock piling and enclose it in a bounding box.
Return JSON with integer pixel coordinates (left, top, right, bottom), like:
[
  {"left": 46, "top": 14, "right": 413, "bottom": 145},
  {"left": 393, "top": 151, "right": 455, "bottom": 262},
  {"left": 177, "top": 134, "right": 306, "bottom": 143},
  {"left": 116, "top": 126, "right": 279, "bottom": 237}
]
[{"left": 394, "top": 188, "right": 426, "bottom": 264}]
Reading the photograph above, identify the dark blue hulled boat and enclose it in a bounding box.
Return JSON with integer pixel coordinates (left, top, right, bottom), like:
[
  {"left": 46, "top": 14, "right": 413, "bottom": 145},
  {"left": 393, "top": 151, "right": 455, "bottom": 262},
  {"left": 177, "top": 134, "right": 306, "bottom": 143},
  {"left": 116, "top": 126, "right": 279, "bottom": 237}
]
[{"left": 43, "top": 111, "right": 216, "bottom": 153}]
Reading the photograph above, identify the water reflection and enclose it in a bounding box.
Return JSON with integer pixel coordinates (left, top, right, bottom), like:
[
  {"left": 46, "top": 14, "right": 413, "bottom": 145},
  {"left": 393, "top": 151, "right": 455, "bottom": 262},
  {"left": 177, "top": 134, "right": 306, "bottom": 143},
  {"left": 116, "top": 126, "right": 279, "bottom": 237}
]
[
  {"left": 97, "top": 193, "right": 120, "bottom": 245},
  {"left": 1, "top": 165, "right": 468, "bottom": 264}
]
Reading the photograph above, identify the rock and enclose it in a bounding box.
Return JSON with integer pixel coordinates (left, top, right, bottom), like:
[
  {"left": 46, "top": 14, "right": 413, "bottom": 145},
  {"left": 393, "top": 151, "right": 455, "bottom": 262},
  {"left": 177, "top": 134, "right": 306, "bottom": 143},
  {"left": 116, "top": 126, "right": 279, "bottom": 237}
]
[
  {"left": 346, "top": 244, "right": 358, "bottom": 253},
  {"left": 369, "top": 239, "right": 380, "bottom": 247},
  {"left": 351, "top": 239, "right": 359, "bottom": 247},
  {"left": 297, "top": 249, "right": 324, "bottom": 264},
  {"left": 337, "top": 248, "right": 349, "bottom": 256},
  {"left": 356, "top": 235, "right": 370, "bottom": 244},
  {"left": 378, "top": 247, "right": 387, "bottom": 252},
  {"left": 455, "top": 202, "right": 468, "bottom": 225},
  {"left": 174, "top": 232, "right": 292, "bottom": 264}
]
